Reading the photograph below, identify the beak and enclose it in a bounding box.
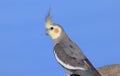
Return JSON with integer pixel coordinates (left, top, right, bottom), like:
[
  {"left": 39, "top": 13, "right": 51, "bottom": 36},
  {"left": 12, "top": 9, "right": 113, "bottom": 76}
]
[
  {"left": 45, "top": 8, "right": 52, "bottom": 29},
  {"left": 46, "top": 29, "right": 49, "bottom": 35}
]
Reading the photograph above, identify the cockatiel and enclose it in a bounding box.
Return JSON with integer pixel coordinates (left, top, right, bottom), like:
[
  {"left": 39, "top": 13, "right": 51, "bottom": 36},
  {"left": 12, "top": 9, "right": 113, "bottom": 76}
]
[{"left": 44, "top": 9, "right": 101, "bottom": 76}]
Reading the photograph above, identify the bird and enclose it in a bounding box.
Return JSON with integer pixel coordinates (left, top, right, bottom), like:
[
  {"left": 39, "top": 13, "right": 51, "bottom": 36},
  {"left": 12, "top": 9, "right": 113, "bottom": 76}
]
[{"left": 44, "top": 9, "right": 101, "bottom": 76}]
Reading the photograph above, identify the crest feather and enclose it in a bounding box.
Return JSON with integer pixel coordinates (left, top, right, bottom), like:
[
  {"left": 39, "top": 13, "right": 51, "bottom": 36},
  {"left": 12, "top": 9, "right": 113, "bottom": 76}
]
[{"left": 45, "top": 8, "right": 52, "bottom": 28}]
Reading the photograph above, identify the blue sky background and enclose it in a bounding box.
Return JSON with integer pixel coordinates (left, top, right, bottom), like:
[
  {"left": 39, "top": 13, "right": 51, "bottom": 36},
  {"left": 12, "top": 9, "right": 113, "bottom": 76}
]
[{"left": 0, "top": 0, "right": 120, "bottom": 76}]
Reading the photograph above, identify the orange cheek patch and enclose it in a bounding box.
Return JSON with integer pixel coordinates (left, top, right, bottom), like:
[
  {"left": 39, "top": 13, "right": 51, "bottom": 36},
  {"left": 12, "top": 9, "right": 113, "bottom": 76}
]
[{"left": 54, "top": 28, "right": 59, "bottom": 33}]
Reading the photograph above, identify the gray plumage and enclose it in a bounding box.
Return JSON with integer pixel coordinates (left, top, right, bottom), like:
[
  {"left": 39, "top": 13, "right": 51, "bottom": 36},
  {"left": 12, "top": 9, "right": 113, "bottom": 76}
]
[
  {"left": 53, "top": 32, "right": 101, "bottom": 76},
  {"left": 45, "top": 10, "right": 101, "bottom": 76}
]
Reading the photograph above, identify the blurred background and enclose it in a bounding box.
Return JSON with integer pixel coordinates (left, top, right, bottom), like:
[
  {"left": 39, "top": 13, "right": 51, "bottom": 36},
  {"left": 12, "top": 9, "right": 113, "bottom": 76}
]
[{"left": 0, "top": 0, "right": 120, "bottom": 76}]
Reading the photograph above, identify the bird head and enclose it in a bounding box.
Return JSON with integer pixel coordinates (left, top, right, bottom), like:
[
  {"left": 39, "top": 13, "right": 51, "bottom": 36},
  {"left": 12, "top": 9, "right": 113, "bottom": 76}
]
[{"left": 45, "top": 9, "right": 62, "bottom": 39}]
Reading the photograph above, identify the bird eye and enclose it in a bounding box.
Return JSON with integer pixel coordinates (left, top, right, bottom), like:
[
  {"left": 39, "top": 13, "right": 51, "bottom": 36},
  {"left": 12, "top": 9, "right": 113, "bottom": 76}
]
[{"left": 50, "top": 27, "right": 54, "bottom": 30}]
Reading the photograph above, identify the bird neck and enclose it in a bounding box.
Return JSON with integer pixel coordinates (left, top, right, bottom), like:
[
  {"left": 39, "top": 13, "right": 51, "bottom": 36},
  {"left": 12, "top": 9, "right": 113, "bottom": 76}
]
[{"left": 53, "top": 32, "right": 69, "bottom": 45}]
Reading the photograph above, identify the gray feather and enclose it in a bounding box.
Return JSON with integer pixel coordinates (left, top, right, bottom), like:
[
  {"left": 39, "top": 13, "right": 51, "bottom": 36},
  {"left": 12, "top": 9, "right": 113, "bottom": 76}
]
[{"left": 54, "top": 39, "right": 101, "bottom": 76}]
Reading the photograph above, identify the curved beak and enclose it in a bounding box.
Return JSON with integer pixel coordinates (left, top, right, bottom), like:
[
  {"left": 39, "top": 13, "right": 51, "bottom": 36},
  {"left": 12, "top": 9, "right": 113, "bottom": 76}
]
[{"left": 45, "top": 29, "right": 49, "bottom": 35}]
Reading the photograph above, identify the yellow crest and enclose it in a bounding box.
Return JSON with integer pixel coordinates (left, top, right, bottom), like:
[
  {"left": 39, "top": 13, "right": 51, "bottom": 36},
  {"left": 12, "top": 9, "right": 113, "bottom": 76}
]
[{"left": 45, "top": 8, "right": 52, "bottom": 29}]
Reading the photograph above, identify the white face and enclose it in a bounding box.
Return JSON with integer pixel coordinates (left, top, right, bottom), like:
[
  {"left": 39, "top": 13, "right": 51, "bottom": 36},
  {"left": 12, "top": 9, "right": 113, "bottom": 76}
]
[{"left": 46, "top": 25, "right": 62, "bottom": 39}]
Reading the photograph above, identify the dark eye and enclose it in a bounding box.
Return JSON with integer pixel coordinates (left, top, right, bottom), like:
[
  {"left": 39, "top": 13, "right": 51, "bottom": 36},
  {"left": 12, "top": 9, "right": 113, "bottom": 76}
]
[{"left": 50, "top": 27, "right": 54, "bottom": 30}]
